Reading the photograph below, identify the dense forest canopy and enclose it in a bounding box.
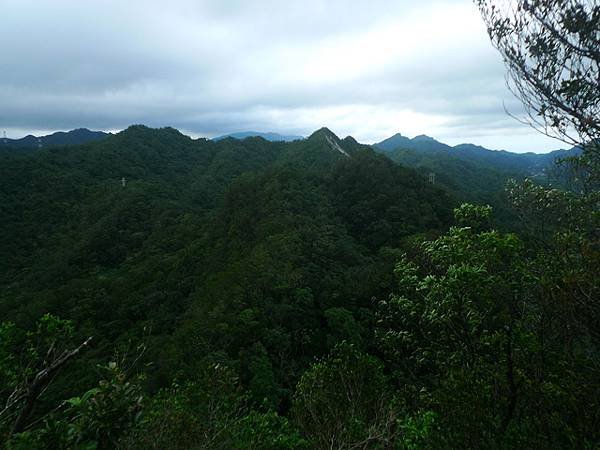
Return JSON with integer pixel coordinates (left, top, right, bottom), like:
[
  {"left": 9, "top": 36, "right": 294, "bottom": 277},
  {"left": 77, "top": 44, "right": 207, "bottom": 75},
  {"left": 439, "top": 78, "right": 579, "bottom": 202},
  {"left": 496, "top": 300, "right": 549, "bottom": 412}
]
[
  {"left": 1, "top": 120, "right": 598, "bottom": 448},
  {"left": 1, "top": 0, "right": 599, "bottom": 448}
]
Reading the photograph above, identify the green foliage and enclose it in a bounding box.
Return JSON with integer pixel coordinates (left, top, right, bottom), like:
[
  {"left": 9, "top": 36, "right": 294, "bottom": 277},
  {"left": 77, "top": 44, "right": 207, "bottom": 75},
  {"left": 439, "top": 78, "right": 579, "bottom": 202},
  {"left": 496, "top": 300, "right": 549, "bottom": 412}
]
[
  {"left": 379, "top": 146, "right": 525, "bottom": 229},
  {"left": 1, "top": 126, "right": 597, "bottom": 447},
  {"left": 243, "top": 343, "right": 281, "bottom": 409},
  {"left": 49, "top": 365, "right": 142, "bottom": 449},
  {"left": 324, "top": 307, "right": 364, "bottom": 348},
  {"left": 292, "top": 343, "right": 397, "bottom": 449},
  {"left": 0, "top": 128, "right": 451, "bottom": 403},
  {"left": 4, "top": 361, "right": 143, "bottom": 450},
  {"left": 329, "top": 150, "right": 454, "bottom": 248},
  {"left": 232, "top": 411, "right": 308, "bottom": 450},
  {"left": 61, "top": 363, "right": 143, "bottom": 449},
  {"left": 0, "top": 321, "right": 19, "bottom": 395},
  {"left": 125, "top": 363, "right": 306, "bottom": 449},
  {"left": 125, "top": 364, "right": 244, "bottom": 449},
  {"left": 376, "top": 203, "right": 599, "bottom": 447},
  {"left": 396, "top": 411, "right": 437, "bottom": 450},
  {"left": 453, "top": 203, "right": 493, "bottom": 230},
  {"left": 0, "top": 314, "right": 77, "bottom": 442}
]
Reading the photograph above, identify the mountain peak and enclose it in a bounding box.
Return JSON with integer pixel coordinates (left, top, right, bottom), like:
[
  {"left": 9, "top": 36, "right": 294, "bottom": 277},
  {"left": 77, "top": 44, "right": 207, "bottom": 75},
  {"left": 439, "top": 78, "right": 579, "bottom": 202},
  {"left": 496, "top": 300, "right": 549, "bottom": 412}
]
[
  {"left": 374, "top": 132, "right": 450, "bottom": 153},
  {"left": 213, "top": 131, "right": 303, "bottom": 142},
  {"left": 413, "top": 134, "right": 437, "bottom": 142},
  {"left": 119, "top": 124, "right": 151, "bottom": 135},
  {"left": 119, "top": 125, "right": 182, "bottom": 136},
  {"left": 304, "top": 127, "right": 352, "bottom": 158},
  {"left": 308, "top": 127, "right": 339, "bottom": 141},
  {"left": 373, "top": 132, "right": 412, "bottom": 152},
  {"left": 1, "top": 128, "right": 109, "bottom": 149}
]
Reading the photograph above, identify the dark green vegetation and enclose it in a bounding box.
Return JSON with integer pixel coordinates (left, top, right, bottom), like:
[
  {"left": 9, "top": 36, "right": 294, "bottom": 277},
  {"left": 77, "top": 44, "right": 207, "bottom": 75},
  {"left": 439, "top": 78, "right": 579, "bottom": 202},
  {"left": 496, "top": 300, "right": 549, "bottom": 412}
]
[
  {"left": 373, "top": 133, "right": 581, "bottom": 228},
  {"left": 0, "top": 128, "right": 109, "bottom": 151},
  {"left": 1, "top": 123, "right": 598, "bottom": 448},
  {"left": 0, "top": 126, "right": 453, "bottom": 448}
]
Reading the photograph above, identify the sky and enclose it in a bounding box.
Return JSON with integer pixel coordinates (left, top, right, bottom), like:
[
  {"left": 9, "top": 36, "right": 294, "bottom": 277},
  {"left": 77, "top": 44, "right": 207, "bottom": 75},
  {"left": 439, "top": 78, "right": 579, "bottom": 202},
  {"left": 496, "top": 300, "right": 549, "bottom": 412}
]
[{"left": 1, "top": 0, "right": 564, "bottom": 152}]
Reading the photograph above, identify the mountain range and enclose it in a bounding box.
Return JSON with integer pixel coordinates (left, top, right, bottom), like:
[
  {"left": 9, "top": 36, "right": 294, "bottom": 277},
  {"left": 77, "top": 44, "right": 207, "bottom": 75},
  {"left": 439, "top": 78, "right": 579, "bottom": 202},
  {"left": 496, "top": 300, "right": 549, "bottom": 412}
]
[
  {"left": 0, "top": 124, "right": 593, "bottom": 447},
  {"left": 0, "top": 126, "right": 453, "bottom": 378},
  {"left": 2, "top": 127, "right": 577, "bottom": 175},
  {"left": 213, "top": 131, "right": 304, "bottom": 142},
  {"left": 1, "top": 124, "right": 579, "bottom": 216},
  {"left": 373, "top": 132, "right": 577, "bottom": 176},
  {"left": 0, "top": 128, "right": 110, "bottom": 149}
]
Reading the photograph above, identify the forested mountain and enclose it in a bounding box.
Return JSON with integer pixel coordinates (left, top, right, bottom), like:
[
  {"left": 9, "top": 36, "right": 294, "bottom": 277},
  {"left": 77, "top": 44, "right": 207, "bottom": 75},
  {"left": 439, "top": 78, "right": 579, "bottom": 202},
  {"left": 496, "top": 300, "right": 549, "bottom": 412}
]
[
  {"left": 0, "top": 125, "right": 453, "bottom": 440},
  {"left": 1, "top": 125, "right": 597, "bottom": 448},
  {"left": 0, "top": 128, "right": 110, "bottom": 150},
  {"left": 213, "top": 131, "right": 304, "bottom": 142},
  {"left": 374, "top": 132, "right": 576, "bottom": 176},
  {"left": 372, "top": 133, "right": 581, "bottom": 228},
  {"left": 1, "top": 125, "right": 452, "bottom": 327}
]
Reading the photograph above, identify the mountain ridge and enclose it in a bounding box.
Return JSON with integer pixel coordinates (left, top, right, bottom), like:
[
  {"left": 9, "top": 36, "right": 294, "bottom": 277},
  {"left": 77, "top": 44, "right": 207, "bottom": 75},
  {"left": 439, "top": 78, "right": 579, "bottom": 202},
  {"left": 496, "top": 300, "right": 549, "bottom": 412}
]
[
  {"left": 213, "top": 131, "right": 304, "bottom": 142},
  {"left": 373, "top": 132, "right": 578, "bottom": 175},
  {"left": 1, "top": 128, "right": 110, "bottom": 149}
]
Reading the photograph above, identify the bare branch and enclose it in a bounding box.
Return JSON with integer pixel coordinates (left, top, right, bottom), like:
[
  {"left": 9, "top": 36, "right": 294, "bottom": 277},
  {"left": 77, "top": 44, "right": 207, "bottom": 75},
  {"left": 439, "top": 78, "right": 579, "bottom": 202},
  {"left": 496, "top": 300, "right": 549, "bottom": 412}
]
[{"left": 9, "top": 336, "right": 92, "bottom": 437}]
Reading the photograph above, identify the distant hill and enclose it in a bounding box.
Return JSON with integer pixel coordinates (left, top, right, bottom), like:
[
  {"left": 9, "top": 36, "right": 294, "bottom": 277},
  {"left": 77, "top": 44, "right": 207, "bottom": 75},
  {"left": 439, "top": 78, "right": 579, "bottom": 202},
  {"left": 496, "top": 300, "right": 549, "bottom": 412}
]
[
  {"left": 0, "top": 128, "right": 110, "bottom": 150},
  {"left": 373, "top": 132, "right": 578, "bottom": 176},
  {"left": 0, "top": 125, "right": 453, "bottom": 396},
  {"left": 373, "top": 133, "right": 581, "bottom": 229},
  {"left": 213, "top": 131, "right": 304, "bottom": 142},
  {"left": 375, "top": 133, "right": 450, "bottom": 153}
]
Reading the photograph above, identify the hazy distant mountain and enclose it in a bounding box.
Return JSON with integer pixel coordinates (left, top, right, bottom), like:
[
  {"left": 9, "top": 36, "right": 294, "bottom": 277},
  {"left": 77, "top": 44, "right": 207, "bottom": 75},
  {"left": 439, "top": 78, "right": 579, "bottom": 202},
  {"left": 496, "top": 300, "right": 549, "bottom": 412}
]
[
  {"left": 0, "top": 128, "right": 110, "bottom": 150},
  {"left": 213, "top": 131, "right": 304, "bottom": 142},
  {"left": 372, "top": 132, "right": 582, "bottom": 229},
  {"left": 375, "top": 133, "right": 451, "bottom": 153},
  {"left": 373, "top": 133, "right": 578, "bottom": 175}
]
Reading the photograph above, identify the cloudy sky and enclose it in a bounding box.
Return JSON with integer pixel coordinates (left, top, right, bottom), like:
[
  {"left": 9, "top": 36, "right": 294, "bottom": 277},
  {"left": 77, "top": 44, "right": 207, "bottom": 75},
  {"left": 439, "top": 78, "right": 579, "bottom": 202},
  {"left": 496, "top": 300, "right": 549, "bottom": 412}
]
[{"left": 1, "top": 0, "right": 563, "bottom": 152}]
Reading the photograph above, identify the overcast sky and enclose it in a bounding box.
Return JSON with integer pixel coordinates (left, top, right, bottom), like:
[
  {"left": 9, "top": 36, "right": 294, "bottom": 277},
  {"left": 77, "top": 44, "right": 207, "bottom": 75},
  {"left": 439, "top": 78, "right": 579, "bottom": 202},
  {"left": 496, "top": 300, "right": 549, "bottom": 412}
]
[{"left": 1, "top": 0, "right": 564, "bottom": 152}]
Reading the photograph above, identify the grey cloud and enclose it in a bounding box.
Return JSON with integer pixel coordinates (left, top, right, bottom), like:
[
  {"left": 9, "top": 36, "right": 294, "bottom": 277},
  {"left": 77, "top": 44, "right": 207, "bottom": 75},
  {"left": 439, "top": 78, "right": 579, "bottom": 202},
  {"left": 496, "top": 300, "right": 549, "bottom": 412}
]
[{"left": 1, "top": 0, "right": 558, "bottom": 151}]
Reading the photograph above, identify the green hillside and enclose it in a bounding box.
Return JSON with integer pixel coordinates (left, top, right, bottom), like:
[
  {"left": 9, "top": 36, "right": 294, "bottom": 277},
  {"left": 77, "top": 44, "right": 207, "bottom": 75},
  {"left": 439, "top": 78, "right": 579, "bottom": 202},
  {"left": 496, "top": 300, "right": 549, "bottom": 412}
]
[{"left": 1, "top": 126, "right": 597, "bottom": 449}]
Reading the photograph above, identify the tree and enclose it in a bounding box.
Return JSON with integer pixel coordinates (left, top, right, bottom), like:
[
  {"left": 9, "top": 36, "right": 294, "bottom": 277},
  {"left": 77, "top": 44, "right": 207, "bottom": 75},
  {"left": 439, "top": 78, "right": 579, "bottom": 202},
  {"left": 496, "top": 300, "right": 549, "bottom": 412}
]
[
  {"left": 376, "top": 208, "right": 532, "bottom": 445},
  {"left": 125, "top": 363, "right": 307, "bottom": 450},
  {"left": 0, "top": 315, "right": 92, "bottom": 443},
  {"left": 376, "top": 205, "right": 600, "bottom": 447},
  {"left": 291, "top": 343, "right": 398, "bottom": 449},
  {"left": 456, "top": 8, "right": 600, "bottom": 440},
  {"left": 478, "top": 0, "right": 600, "bottom": 341},
  {"left": 476, "top": 0, "right": 600, "bottom": 151}
]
